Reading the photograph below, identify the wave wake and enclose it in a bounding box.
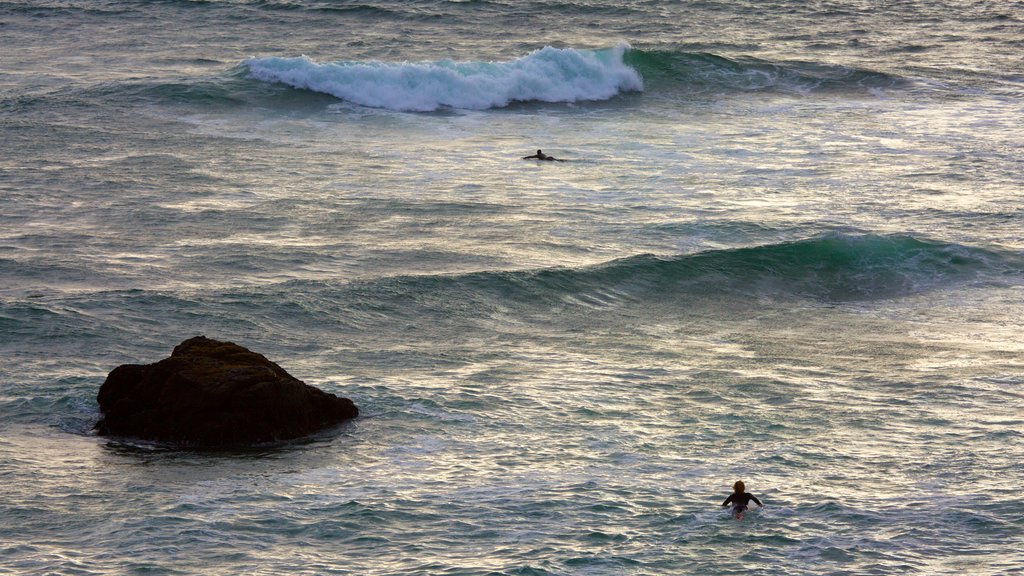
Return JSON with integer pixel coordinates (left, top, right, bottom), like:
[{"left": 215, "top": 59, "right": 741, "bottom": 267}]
[{"left": 242, "top": 45, "right": 643, "bottom": 111}]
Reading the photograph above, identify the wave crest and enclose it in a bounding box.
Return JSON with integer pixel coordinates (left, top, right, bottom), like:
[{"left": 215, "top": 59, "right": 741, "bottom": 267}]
[{"left": 242, "top": 45, "right": 643, "bottom": 111}]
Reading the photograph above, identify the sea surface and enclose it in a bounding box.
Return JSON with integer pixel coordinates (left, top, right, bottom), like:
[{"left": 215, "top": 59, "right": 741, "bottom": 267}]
[{"left": 2, "top": 1, "right": 1023, "bottom": 574}]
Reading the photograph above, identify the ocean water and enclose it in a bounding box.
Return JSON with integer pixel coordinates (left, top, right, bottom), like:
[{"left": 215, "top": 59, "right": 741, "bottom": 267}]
[{"left": 2, "top": 0, "right": 1023, "bottom": 574}]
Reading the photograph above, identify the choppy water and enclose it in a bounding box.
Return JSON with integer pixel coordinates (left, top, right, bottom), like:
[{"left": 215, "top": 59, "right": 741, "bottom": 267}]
[{"left": 2, "top": 0, "right": 1023, "bottom": 574}]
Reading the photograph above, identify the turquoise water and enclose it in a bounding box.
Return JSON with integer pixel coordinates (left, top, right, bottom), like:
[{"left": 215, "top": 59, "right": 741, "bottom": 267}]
[{"left": 2, "top": 1, "right": 1023, "bottom": 574}]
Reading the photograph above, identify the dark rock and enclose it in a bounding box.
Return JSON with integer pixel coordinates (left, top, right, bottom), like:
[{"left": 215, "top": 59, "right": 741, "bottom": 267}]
[{"left": 95, "top": 336, "right": 358, "bottom": 447}]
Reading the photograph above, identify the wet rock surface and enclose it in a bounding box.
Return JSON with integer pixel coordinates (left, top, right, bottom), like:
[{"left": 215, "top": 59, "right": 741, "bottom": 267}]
[{"left": 95, "top": 336, "right": 358, "bottom": 447}]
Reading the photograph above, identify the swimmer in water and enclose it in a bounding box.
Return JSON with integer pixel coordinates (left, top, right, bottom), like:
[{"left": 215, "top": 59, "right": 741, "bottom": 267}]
[
  {"left": 522, "top": 149, "right": 564, "bottom": 162},
  {"left": 721, "top": 480, "right": 763, "bottom": 519}
]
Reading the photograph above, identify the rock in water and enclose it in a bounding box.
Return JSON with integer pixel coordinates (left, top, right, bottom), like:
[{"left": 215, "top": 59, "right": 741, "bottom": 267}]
[{"left": 95, "top": 336, "right": 358, "bottom": 447}]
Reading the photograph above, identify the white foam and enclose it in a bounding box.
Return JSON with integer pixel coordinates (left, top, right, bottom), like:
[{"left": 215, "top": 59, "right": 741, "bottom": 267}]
[{"left": 243, "top": 44, "right": 643, "bottom": 112}]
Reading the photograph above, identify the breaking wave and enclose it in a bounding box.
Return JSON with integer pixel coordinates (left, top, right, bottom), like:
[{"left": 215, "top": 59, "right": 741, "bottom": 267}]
[{"left": 243, "top": 44, "right": 643, "bottom": 111}]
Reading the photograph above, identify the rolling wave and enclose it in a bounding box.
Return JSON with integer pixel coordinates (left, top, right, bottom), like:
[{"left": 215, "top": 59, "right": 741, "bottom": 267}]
[
  {"left": 242, "top": 45, "right": 643, "bottom": 111},
  {"left": 575, "top": 233, "right": 1017, "bottom": 301},
  {"left": 1, "top": 45, "right": 915, "bottom": 114},
  {"left": 367, "top": 234, "right": 1022, "bottom": 306},
  {"left": 5, "top": 235, "right": 1019, "bottom": 359},
  {"left": 238, "top": 45, "right": 909, "bottom": 111},
  {"left": 239, "top": 45, "right": 907, "bottom": 111},
  {"left": 303, "top": 231, "right": 1024, "bottom": 315}
]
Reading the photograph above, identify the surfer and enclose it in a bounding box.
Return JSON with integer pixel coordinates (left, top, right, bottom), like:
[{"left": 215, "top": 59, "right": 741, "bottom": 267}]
[
  {"left": 721, "top": 480, "right": 763, "bottom": 519},
  {"left": 522, "top": 149, "right": 565, "bottom": 162}
]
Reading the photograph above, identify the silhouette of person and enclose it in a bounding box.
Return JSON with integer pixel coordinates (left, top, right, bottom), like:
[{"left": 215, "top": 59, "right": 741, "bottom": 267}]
[
  {"left": 721, "top": 480, "right": 763, "bottom": 519},
  {"left": 522, "top": 149, "right": 563, "bottom": 161}
]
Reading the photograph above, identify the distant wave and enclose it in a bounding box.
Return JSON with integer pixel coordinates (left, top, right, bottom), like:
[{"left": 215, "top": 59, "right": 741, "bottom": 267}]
[
  {"left": 251, "top": 1, "right": 412, "bottom": 19},
  {"left": 625, "top": 48, "right": 909, "bottom": 95},
  {"left": 242, "top": 45, "right": 643, "bottom": 111},
  {"left": 240, "top": 45, "right": 905, "bottom": 112},
  {"left": 0, "top": 45, "right": 925, "bottom": 118},
  {"left": 2, "top": 46, "right": 915, "bottom": 115}
]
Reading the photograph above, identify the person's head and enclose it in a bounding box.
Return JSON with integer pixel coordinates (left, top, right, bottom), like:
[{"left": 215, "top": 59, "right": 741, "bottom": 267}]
[
  {"left": 733, "top": 480, "right": 745, "bottom": 494},
  {"left": 537, "top": 150, "right": 543, "bottom": 155}
]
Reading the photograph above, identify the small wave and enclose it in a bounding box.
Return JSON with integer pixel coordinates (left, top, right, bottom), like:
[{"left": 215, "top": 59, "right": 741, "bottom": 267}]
[
  {"left": 0, "top": 3, "right": 134, "bottom": 17},
  {"left": 365, "top": 234, "right": 1023, "bottom": 307},
  {"left": 242, "top": 44, "right": 643, "bottom": 111},
  {"left": 582, "top": 233, "right": 1020, "bottom": 301},
  {"left": 0, "top": 75, "right": 254, "bottom": 113},
  {"left": 252, "top": 1, "right": 403, "bottom": 18},
  {"left": 626, "top": 48, "right": 908, "bottom": 95}
]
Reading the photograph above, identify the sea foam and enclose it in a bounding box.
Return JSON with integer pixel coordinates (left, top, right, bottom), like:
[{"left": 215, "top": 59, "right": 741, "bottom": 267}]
[{"left": 243, "top": 45, "right": 643, "bottom": 111}]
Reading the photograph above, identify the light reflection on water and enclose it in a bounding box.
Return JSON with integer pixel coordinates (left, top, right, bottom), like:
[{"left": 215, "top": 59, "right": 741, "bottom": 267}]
[
  {"left": 2, "top": 1, "right": 1024, "bottom": 573},
  {"left": 3, "top": 282, "right": 1021, "bottom": 572}
]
